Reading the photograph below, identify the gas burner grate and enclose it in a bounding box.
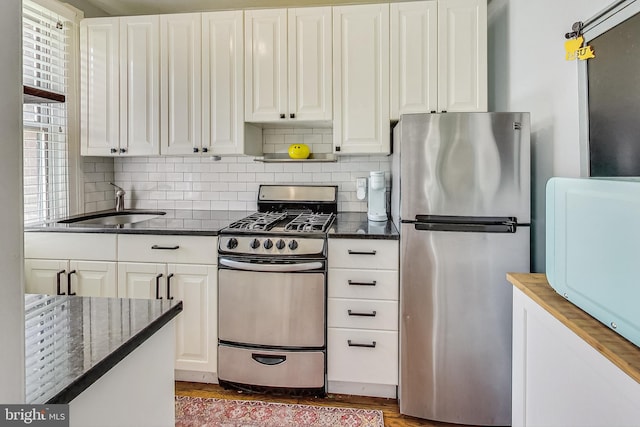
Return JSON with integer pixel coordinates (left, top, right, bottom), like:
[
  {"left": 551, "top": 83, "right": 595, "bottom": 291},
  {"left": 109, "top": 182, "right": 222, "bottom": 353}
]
[
  {"left": 227, "top": 212, "right": 287, "bottom": 231},
  {"left": 285, "top": 213, "right": 335, "bottom": 232}
]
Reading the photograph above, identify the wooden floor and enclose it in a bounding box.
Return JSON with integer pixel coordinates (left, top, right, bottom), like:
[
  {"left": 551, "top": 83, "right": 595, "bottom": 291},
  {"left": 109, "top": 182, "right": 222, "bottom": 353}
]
[{"left": 175, "top": 381, "right": 470, "bottom": 427}]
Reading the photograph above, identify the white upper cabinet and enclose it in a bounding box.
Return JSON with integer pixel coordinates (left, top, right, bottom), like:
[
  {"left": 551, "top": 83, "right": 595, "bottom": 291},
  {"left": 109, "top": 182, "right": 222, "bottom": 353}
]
[
  {"left": 81, "top": 16, "right": 159, "bottom": 156},
  {"left": 160, "top": 13, "right": 202, "bottom": 156},
  {"left": 202, "top": 11, "right": 245, "bottom": 155},
  {"left": 80, "top": 18, "right": 120, "bottom": 156},
  {"left": 437, "top": 0, "right": 487, "bottom": 112},
  {"left": 390, "top": 1, "right": 438, "bottom": 120},
  {"left": 245, "top": 7, "right": 332, "bottom": 123},
  {"left": 333, "top": 4, "right": 390, "bottom": 155},
  {"left": 390, "top": 0, "right": 487, "bottom": 119}
]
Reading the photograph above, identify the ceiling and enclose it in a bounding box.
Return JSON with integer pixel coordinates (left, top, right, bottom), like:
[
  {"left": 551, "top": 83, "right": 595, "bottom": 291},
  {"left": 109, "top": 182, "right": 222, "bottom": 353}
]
[{"left": 79, "top": 0, "right": 399, "bottom": 15}]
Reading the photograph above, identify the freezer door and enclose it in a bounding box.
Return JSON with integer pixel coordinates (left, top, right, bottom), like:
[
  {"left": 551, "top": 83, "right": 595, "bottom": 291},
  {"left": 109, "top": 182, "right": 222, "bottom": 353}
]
[
  {"left": 397, "top": 112, "right": 530, "bottom": 222},
  {"left": 399, "top": 222, "right": 530, "bottom": 425}
]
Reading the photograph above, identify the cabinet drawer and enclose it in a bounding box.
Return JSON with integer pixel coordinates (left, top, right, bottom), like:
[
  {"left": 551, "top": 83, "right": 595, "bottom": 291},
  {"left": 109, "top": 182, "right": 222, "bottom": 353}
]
[
  {"left": 118, "top": 235, "right": 217, "bottom": 264},
  {"left": 25, "top": 232, "right": 117, "bottom": 261},
  {"left": 328, "top": 239, "right": 398, "bottom": 270},
  {"left": 328, "top": 298, "right": 398, "bottom": 331},
  {"left": 328, "top": 268, "right": 398, "bottom": 300},
  {"left": 327, "top": 328, "right": 398, "bottom": 385}
]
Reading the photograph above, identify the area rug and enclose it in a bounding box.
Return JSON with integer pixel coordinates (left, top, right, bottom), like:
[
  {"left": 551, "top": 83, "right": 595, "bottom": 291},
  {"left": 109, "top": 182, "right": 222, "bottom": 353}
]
[{"left": 175, "top": 395, "right": 385, "bottom": 427}]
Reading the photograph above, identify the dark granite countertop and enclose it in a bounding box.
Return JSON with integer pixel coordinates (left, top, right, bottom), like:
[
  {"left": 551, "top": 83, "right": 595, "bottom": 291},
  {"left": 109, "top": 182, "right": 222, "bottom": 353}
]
[
  {"left": 24, "top": 209, "right": 250, "bottom": 236},
  {"left": 25, "top": 294, "right": 182, "bottom": 404},
  {"left": 330, "top": 212, "right": 399, "bottom": 240},
  {"left": 25, "top": 210, "right": 399, "bottom": 239}
]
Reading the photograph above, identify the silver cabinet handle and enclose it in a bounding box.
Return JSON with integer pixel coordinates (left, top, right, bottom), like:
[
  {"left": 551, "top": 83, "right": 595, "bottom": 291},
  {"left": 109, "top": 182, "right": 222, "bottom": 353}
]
[
  {"left": 348, "top": 309, "right": 377, "bottom": 317},
  {"left": 151, "top": 245, "right": 180, "bottom": 250},
  {"left": 348, "top": 280, "right": 377, "bottom": 287},
  {"left": 347, "top": 340, "right": 376, "bottom": 348},
  {"left": 219, "top": 258, "right": 323, "bottom": 272},
  {"left": 347, "top": 250, "right": 377, "bottom": 255}
]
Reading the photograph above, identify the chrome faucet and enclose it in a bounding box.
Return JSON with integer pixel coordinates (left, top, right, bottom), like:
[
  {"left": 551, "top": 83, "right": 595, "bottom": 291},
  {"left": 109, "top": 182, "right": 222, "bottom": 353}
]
[{"left": 109, "top": 183, "right": 126, "bottom": 212}]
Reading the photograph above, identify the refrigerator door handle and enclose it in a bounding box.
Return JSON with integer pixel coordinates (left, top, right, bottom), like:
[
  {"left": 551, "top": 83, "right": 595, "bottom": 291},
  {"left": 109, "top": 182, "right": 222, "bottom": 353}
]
[
  {"left": 414, "top": 222, "right": 517, "bottom": 233},
  {"left": 415, "top": 215, "right": 517, "bottom": 225}
]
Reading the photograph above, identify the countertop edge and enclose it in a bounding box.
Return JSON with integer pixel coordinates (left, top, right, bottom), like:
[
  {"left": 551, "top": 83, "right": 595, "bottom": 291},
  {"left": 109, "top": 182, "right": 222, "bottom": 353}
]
[
  {"left": 45, "top": 301, "right": 183, "bottom": 404},
  {"left": 328, "top": 233, "right": 399, "bottom": 240},
  {"left": 506, "top": 273, "right": 640, "bottom": 384}
]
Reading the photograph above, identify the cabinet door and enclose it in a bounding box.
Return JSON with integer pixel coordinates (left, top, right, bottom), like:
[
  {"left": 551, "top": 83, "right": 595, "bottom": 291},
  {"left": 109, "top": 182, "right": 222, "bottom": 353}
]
[
  {"left": 120, "top": 16, "right": 160, "bottom": 156},
  {"left": 333, "top": 4, "right": 390, "bottom": 154},
  {"left": 80, "top": 18, "right": 119, "bottom": 156},
  {"left": 288, "top": 7, "right": 332, "bottom": 121},
  {"left": 117, "top": 262, "right": 166, "bottom": 299},
  {"left": 161, "top": 13, "right": 202, "bottom": 155},
  {"left": 25, "top": 259, "right": 68, "bottom": 295},
  {"left": 69, "top": 261, "right": 118, "bottom": 297},
  {"left": 168, "top": 264, "right": 217, "bottom": 373},
  {"left": 437, "top": 0, "right": 487, "bottom": 112},
  {"left": 390, "top": 1, "right": 438, "bottom": 120},
  {"left": 202, "top": 11, "right": 244, "bottom": 155},
  {"left": 244, "top": 9, "right": 287, "bottom": 122}
]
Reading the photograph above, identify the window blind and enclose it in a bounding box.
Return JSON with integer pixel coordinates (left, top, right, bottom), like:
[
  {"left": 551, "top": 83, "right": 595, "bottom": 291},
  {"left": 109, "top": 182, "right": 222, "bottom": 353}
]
[{"left": 23, "top": 0, "right": 73, "bottom": 224}]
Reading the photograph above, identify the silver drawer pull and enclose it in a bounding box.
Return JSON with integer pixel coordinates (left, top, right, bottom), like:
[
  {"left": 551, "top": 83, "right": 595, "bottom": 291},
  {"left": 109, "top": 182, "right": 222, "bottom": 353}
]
[
  {"left": 252, "top": 353, "right": 286, "bottom": 366},
  {"left": 347, "top": 249, "right": 377, "bottom": 255},
  {"left": 348, "top": 280, "right": 377, "bottom": 287},
  {"left": 348, "top": 309, "right": 377, "bottom": 317},
  {"left": 347, "top": 340, "right": 377, "bottom": 348},
  {"left": 151, "top": 245, "right": 180, "bottom": 250}
]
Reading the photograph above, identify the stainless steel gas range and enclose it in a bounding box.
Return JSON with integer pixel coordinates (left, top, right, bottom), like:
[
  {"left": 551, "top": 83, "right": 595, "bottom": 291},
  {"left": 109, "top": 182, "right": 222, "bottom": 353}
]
[{"left": 217, "top": 185, "right": 337, "bottom": 396}]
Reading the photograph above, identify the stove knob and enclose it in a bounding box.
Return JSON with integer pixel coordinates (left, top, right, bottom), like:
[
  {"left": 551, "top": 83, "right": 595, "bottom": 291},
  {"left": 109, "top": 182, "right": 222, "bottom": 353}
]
[
  {"left": 250, "top": 238, "right": 260, "bottom": 249},
  {"left": 288, "top": 240, "right": 298, "bottom": 250},
  {"left": 263, "top": 239, "right": 273, "bottom": 249},
  {"left": 226, "top": 238, "right": 238, "bottom": 249},
  {"left": 275, "top": 239, "right": 286, "bottom": 250}
]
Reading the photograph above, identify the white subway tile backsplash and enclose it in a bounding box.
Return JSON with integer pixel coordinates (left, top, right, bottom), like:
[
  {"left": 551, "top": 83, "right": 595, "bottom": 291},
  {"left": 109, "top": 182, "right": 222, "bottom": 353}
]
[{"left": 84, "top": 128, "right": 390, "bottom": 214}]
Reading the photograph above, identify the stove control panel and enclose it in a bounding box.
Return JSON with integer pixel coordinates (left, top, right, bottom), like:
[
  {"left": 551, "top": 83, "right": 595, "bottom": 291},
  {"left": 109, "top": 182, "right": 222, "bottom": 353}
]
[{"left": 219, "top": 236, "right": 325, "bottom": 256}]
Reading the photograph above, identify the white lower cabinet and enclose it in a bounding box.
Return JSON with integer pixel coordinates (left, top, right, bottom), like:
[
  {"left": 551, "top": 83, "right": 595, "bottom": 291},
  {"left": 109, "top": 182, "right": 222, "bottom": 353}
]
[
  {"left": 118, "top": 262, "right": 217, "bottom": 374},
  {"left": 25, "top": 259, "right": 117, "bottom": 297},
  {"left": 327, "top": 238, "right": 399, "bottom": 398},
  {"left": 117, "top": 234, "right": 218, "bottom": 378}
]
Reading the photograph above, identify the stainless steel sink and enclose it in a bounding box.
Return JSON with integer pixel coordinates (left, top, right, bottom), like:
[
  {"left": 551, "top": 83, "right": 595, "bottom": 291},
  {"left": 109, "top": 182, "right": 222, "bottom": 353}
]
[{"left": 57, "top": 210, "right": 166, "bottom": 226}]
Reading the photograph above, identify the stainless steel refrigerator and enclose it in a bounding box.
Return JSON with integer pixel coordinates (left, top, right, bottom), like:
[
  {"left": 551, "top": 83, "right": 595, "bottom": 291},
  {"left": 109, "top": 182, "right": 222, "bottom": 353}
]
[{"left": 391, "top": 112, "right": 530, "bottom": 426}]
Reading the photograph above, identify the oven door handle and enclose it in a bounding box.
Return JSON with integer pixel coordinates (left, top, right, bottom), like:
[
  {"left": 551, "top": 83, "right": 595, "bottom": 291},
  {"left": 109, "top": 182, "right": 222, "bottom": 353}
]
[{"left": 219, "top": 258, "right": 323, "bottom": 272}]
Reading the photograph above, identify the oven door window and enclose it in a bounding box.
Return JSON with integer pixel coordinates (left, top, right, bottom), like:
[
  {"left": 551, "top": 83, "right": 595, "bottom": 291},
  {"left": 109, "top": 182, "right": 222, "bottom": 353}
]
[{"left": 218, "top": 269, "right": 325, "bottom": 348}]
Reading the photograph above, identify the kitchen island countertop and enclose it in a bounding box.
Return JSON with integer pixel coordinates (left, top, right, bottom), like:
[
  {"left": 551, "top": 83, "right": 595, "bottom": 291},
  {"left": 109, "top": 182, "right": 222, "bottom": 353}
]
[
  {"left": 25, "top": 294, "right": 182, "bottom": 404},
  {"left": 507, "top": 273, "right": 640, "bottom": 384}
]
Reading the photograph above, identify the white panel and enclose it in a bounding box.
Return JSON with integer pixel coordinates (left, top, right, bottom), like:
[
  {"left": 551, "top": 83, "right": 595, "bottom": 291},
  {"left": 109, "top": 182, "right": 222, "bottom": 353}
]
[
  {"left": 328, "top": 268, "right": 398, "bottom": 300},
  {"left": 160, "top": 13, "right": 202, "bottom": 155},
  {"left": 288, "top": 7, "right": 332, "bottom": 121},
  {"left": 120, "top": 16, "right": 160, "bottom": 156},
  {"left": 202, "top": 11, "right": 244, "bottom": 155},
  {"left": 24, "top": 259, "right": 69, "bottom": 295},
  {"left": 333, "top": 4, "right": 390, "bottom": 154},
  {"left": 244, "top": 9, "right": 287, "bottom": 122},
  {"left": 117, "top": 235, "right": 217, "bottom": 265},
  {"left": 328, "top": 298, "right": 398, "bottom": 330},
  {"left": 116, "top": 262, "right": 166, "bottom": 299},
  {"left": 81, "top": 18, "right": 119, "bottom": 155},
  {"left": 170, "top": 264, "right": 217, "bottom": 373},
  {"left": 24, "top": 232, "right": 117, "bottom": 261},
  {"left": 390, "top": 1, "right": 438, "bottom": 120},
  {"left": 69, "top": 260, "right": 118, "bottom": 297},
  {"left": 437, "top": 0, "right": 487, "bottom": 112},
  {"left": 328, "top": 328, "right": 398, "bottom": 385},
  {"left": 328, "top": 239, "right": 398, "bottom": 270}
]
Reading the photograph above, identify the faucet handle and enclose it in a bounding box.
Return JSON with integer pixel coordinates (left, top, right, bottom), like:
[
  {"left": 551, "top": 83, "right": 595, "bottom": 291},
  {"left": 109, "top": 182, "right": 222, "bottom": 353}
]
[{"left": 109, "top": 182, "right": 125, "bottom": 194}]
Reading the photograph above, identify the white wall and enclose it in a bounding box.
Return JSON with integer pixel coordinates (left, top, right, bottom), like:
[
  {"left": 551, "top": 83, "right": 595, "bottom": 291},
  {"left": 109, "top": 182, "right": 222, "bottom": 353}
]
[
  {"left": 488, "top": 0, "right": 611, "bottom": 271},
  {"left": 0, "top": 1, "right": 25, "bottom": 403}
]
